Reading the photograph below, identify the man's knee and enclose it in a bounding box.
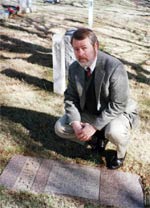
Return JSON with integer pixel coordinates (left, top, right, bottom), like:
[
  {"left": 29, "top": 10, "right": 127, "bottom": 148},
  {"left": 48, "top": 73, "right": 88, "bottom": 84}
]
[
  {"left": 54, "top": 119, "right": 61, "bottom": 136},
  {"left": 105, "top": 119, "right": 130, "bottom": 145},
  {"left": 54, "top": 115, "right": 75, "bottom": 139},
  {"left": 105, "top": 126, "right": 121, "bottom": 143}
]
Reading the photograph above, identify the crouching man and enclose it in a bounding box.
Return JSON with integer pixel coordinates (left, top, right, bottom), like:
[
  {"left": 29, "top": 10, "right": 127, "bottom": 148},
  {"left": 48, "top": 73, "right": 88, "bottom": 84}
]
[{"left": 55, "top": 28, "right": 138, "bottom": 169}]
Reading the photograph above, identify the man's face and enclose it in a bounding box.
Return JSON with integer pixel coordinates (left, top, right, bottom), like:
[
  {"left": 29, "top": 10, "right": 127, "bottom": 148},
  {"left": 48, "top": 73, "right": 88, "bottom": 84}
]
[{"left": 72, "top": 37, "right": 98, "bottom": 68}]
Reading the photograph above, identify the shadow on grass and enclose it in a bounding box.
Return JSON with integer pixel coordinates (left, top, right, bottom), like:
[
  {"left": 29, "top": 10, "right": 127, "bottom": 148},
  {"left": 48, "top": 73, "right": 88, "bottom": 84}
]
[
  {"left": 0, "top": 34, "right": 52, "bottom": 67},
  {"left": 0, "top": 18, "right": 54, "bottom": 39},
  {"left": 105, "top": 52, "right": 150, "bottom": 86},
  {"left": 120, "top": 58, "right": 150, "bottom": 85},
  {"left": 1, "top": 68, "right": 53, "bottom": 92},
  {"left": 1, "top": 106, "right": 102, "bottom": 164}
]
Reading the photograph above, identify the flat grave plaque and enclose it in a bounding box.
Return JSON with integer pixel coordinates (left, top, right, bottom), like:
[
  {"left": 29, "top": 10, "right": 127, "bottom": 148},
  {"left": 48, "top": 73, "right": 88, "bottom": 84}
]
[
  {"left": 14, "top": 157, "right": 41, "bottom": 191},
  {"left": 0, "top": 155, "right": 144, "bottom": 208},
  {"left": 0, "top": 155, "right": 26, "bottom": 188},
  {"left": 31, "top": 159, "right": 54, "bottom": 193},
  {"left": 44, "top": 160, "right": 100, "bottom": 200},
  {"left": 100, "top": 168, "right": 144, "bottom": 208}
]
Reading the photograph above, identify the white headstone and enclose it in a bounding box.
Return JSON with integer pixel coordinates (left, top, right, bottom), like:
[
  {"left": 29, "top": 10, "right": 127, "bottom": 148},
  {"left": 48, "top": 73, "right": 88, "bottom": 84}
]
[
  {"left": 52, "top": 29, "right": 76, "bottom": 95},
  {"left": 64, "top": 29, "right": 76, "bottom": 74},
  {"left": 18, "top": 0, "right": 36, "bottom": 13},
  {"left": 52, "top": 33, "right": 66, "bottom": 95}
]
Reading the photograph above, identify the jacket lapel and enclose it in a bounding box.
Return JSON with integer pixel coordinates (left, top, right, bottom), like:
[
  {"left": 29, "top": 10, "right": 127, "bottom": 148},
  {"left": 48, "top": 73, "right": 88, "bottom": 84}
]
[
  {"left": 95, "top": 52, "right": 106, "bottom": 111},
  {"left": 75, "top": 66, "right": 85, "bottom": 110}
]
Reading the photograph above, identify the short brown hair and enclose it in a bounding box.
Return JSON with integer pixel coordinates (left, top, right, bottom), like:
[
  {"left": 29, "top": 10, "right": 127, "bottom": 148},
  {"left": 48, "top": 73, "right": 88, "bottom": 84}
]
[{"left": 71, "top": 28, "right": 99, "bottom": 46}]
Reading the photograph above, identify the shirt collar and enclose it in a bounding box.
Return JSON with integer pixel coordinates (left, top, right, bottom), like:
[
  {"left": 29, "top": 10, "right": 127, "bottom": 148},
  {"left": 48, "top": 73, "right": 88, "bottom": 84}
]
[{"left": 86, "top": 56, "right": 97, "bottom": 73}]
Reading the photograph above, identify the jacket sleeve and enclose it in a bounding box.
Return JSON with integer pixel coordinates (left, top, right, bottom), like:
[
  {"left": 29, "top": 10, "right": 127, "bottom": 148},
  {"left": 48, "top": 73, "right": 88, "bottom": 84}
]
[{"left": 92, "top": 64, "right": 130, "bottom": 130}]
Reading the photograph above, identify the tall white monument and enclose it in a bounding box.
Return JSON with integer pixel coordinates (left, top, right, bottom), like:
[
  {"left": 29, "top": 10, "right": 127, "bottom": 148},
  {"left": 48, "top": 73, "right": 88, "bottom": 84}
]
[
  {"left": 52, "top": 29, "right": 76, "bottom": 95},
  {"left": 52, "top": 34, "right": 66, "bottom": 95}
]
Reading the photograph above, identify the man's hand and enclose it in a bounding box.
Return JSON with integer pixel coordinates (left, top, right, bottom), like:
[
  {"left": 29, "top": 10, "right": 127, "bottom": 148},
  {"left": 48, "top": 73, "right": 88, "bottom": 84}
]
[
  {"left": 71, "top": 121, "right": 83, "bottom": 138},
  {"left": 71, "top": 121, "right": 96, "bottom": 141},
  {"left": 79, "top": 123, "right": 96, "bottom": 141}
]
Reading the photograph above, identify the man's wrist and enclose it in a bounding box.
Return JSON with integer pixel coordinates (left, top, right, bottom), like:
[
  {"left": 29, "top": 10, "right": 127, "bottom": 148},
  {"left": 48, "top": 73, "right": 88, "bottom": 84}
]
[
  {"left": 71, "top": 121, "right": 82, "bottom": 131},
  {"left": 70, "top": 121, "right": 80, "bottom": 126}
]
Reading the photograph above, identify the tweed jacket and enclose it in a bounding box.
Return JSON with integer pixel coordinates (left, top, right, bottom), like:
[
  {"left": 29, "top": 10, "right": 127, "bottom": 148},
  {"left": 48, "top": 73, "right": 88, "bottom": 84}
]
[{"left": 64, "top": 51, "right": 137, "bottom": 130}]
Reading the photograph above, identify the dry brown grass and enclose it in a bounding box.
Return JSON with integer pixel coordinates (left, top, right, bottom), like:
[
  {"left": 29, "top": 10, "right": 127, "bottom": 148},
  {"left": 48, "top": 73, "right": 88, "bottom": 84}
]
[{"left": 0, "top": 0, "right": 150, "bottom": 207}]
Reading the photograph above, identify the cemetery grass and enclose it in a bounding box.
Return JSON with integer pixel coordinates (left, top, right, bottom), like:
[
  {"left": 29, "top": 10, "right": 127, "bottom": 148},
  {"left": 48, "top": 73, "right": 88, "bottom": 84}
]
[{"left": 0, "top": 0, "right": 150, "bottom": 207}]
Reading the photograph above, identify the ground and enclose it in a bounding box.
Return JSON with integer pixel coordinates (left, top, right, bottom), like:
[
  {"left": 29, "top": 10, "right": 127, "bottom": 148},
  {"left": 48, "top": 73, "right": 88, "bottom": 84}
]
[{"left": 0, "top": 0, "right": 150, "bottom": 207}]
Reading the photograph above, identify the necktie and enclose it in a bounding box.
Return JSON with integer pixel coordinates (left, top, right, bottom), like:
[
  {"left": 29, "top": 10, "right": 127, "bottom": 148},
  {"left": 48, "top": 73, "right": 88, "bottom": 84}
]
[{"left": 86, "top": 67, "right": 91, "bottom": 77}]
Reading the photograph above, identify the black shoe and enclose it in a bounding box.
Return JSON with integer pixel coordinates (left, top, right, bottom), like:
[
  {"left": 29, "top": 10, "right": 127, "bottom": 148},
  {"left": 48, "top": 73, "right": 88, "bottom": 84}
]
[{"left": 108, "top": 154, "right": 126, "bottom": 169}]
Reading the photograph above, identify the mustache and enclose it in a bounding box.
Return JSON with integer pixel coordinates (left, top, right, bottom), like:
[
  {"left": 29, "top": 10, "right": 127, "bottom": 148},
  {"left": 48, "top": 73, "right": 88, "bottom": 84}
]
[{"left": 78, "top": 57, "right": 86, "bottom": 60}]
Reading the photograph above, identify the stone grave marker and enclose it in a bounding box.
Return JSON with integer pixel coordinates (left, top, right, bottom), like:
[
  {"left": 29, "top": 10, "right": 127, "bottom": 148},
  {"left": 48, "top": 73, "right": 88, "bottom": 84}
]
[
  {"left": 0, "top": 155, "right": 144, "bottom": 208},
  {"left": 64, "top": 29, "right": 76, "bottom": 73},
  {"left": 13, "top": 157, "right": 41, "bottom": 191},
  {"left": 52, "top": 29, "right": 76, "bottom": 95},
  {"left": 52, "top": 33, "right": 66, "bottom": 95},
  {"left": 44, "top": 159, "right": 100, "bottom": 200},
  {"left": 19, "top": 0, "right": 36, "bottom": 13},
  {"left": 100, "top": 168, "right": 144, "bottom": 208}
]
